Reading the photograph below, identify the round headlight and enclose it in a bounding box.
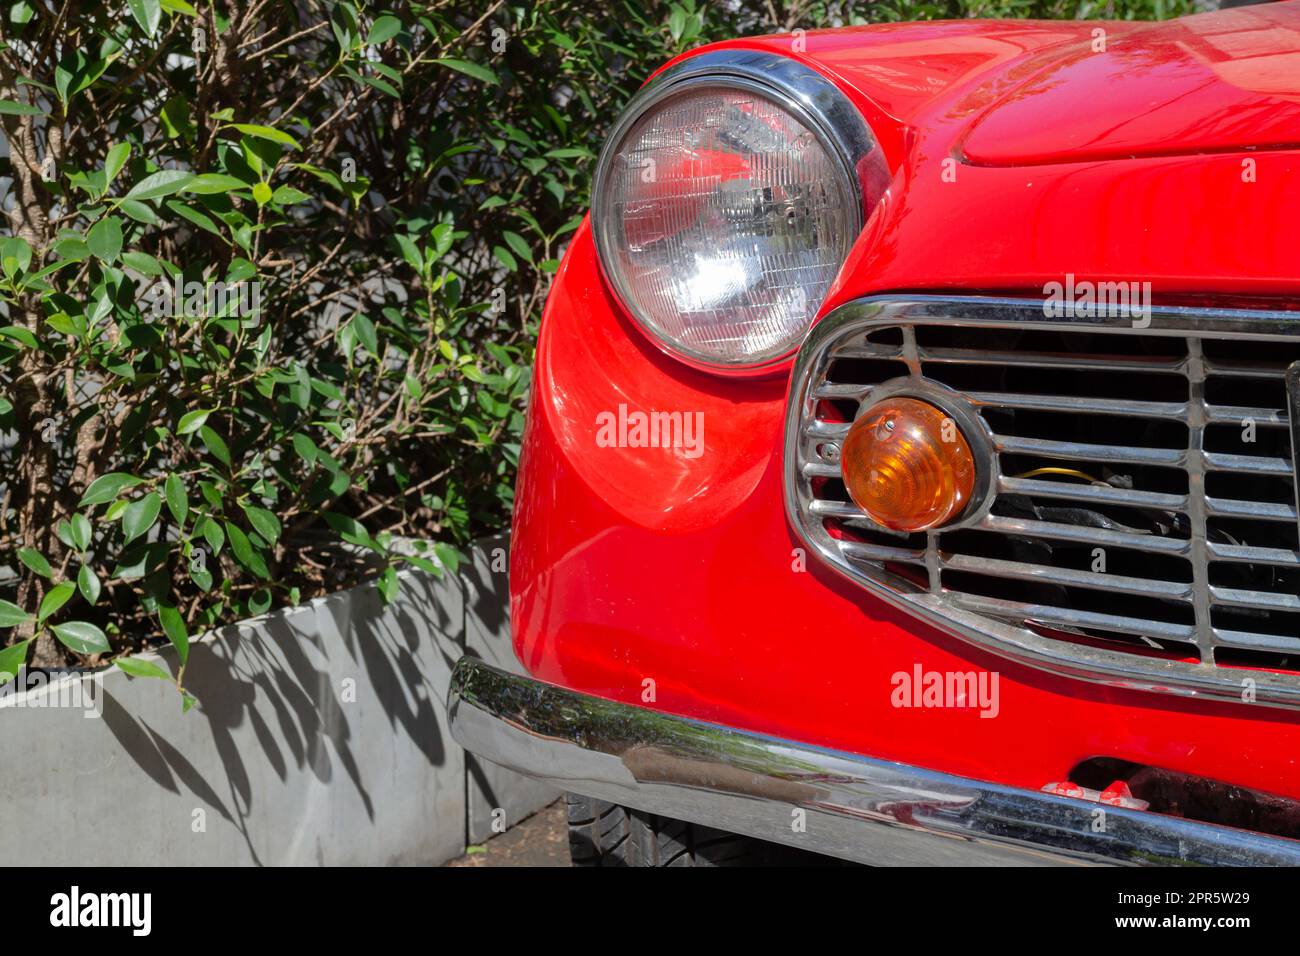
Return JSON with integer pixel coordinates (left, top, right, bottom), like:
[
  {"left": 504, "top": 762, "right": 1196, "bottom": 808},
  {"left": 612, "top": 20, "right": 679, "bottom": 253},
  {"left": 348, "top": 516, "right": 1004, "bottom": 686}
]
[{"left": 592, "top": 51, "right": 886, "bottom": 372}]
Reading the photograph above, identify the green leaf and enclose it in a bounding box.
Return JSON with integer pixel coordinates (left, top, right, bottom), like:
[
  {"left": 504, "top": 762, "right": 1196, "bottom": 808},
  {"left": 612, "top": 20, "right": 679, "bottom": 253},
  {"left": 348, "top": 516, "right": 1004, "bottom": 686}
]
[
  {"left": 128, "top": 0, "right": 162, "bottom": 36},
  {"left": 158, "top": 605, "right": 189, "bottom": 665},
  {"left": 190, "top": 563, "right": 213, "bottom": 592},
  {"left": 199, "top": 424, "right": 231, "bottom": 467},
  {"left": 51, "top": 621, "right": 110, "bottom": 655},
  {"left": 2, "top": 236, "right": 32, "bottom": 278},
  {"left": 181, "top": 692, "right": 198, "bottom": 713},
  {"left": 544, "top": 148, "right": 594, "bottom": 160},
  {"left": 16, "top": 547, "right": 52, "bottom": 579},
  {"left": 323, "top": 511, "right": 373, "bottom": 549},
  {"left": 226, "top": 257, "right": 256, "bottom": 282},
  {"left": 124, "top": 169, "right": 195, "bottom": 202},
  {"left": 201, "top": 516, "right": 224, "bottom": 553},
  {"left": 241, "top": 504, "right": 280, "bottom": 545},
  {"left": 121, "top": 250, "right": 165, "bottom": 276},
  {"left": 104, "top": 142, "right": 131, "bottom": 186},
  {"left": 403, "top": 555, "right": 441, "bottom": 576},
  {"left": 0, "top": 99, "right": 41, "bottom": 115},
  {"left": 159, "top": 95, "right": 195, "bottom": 139},
  {"left": 434, "top": 542, "right": 461, "bottom": 575},
  {"left": 225, "top": 522, "right": 269, "bottom": 578},
  {"left": 55, "top": 52, "right": 109, "bottom": 104},
  {"left": 669, "top": 6, "right": 686, "bottom": 40},
  {"left": 87, "top": 215, "right": 123, "bottom": 262},
  {"left": 393, "top": 234, "right": 422, "bottom": 272},
  {"left": 0, "top": 640, "right": 30, "bottom": 683},
  {"left": 291, "top": 432, "right": 318, "bottom": 464},
  {"left": 116, "top": 656, "right": 170, "bottom": 679},
  {"left": 69, "top": 513, "right": 91, "bottom": 551},
  {"left": 119, "top": 199, "right": 160, "bottom": 224},
  {"left": 360, "top": 73, "right": 399, "bottom": 97},
  {"left": 351, "top": 313, "right": 378, "bottom": 357},
  {"left": 228, "top": 123, "right": 300, "bottom": 149},
  {"left": 492, "top": 245, "right": 517, "bottom": 272},
  {"left": 367, "top": 14, "right": 401, "bottom": 45},
  {"left": 10, "top": 1, "right": 36, "bottom": 24},
  {"left": 186, "top": 173, "right": 248, "bottom": 194},
  {"left": 377, "top": 565, "right": 399, "bottom": 602},
  {"left": 38, "top": 582, "right": 74, "bottom": 622},
  {"left": 112, "top": 540, "right": 167, "bottom": 580},
  {"left": 165, "top": 473, "right": 188, "bottom": 527},
  {"left": 165, "top": 200, "right": 223, "bottom": 239},
  {"left": 0, "top": 325, "right": 38, "bottom": 349},
  {"left": 502, "top": 230, "right": 533, "bottom": 264},
  {"left": 433, "top": 58, "right": 498, "bottom": 86},
  {"left": 80, "top": 472, "right": 142, "bottom": 507},
  {"left": 248, "top": 588, "right": 272, "bottom": 615},
  {"left": 0, "top": 600, "right": 31, "bottom": 627},
  {"left": 77, "top": 564, "right": 101, "bottom": 605},
  {"left": 225, "top": 521, "right": 253, "bottom": 565},
  {"left": 270, "top": 185, "right": 310, "bottom": 205},
  {"left": 122, "top": 492, "right": 162, "bottom": 544},
  {"left": 177, "top": 408, "right": 211, "bottom": 435},
  {"left": 252, "top": 181, "right": 272, "bottom": 206}
]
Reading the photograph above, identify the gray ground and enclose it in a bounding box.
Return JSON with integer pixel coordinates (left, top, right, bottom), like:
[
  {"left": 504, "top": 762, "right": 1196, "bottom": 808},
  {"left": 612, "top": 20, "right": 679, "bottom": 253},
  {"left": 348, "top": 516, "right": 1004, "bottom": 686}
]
[{"left": 445, "top": 800, "right": 571, "bottom": 867}]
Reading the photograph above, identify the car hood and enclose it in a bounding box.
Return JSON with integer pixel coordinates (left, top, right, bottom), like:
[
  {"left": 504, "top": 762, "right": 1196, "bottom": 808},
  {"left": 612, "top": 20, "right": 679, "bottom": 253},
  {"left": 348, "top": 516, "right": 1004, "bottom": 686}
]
[
  {"left": 674, "top": 8, "right": 1300, "bottom": 301},
  {"left": 703, "top": 4, "right": 1300, "bottom": 168},
  {"left": 961, "top": 2, "right": 1300, "bottom": 165}
]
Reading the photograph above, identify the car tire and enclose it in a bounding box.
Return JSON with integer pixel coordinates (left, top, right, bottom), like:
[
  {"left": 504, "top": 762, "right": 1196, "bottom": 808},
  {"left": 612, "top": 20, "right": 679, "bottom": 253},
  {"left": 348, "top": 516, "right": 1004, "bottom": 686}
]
[{"left": 565, "top": 793, "right": 846, "bottom": 867}]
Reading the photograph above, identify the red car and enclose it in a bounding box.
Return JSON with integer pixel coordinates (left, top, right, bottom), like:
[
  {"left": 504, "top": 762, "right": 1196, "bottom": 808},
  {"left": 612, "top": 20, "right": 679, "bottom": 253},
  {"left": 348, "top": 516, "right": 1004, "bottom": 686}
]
[{"left": 450, "top": 2, "right": 1300, "bottom": 866}]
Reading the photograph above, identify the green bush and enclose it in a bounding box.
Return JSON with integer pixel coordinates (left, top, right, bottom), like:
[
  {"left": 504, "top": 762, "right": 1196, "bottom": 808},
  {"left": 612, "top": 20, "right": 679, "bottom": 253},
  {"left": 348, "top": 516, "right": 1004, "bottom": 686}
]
[{"left": 0, "top": 0, "right": 1191, "bottom": 705}]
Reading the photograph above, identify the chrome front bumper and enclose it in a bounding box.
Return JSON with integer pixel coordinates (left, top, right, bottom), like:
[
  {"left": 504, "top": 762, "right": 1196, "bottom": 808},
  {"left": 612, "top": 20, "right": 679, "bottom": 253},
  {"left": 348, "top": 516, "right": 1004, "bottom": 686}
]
[{"left": 448, "top": 658, "right": 1300, "bottom": 866}]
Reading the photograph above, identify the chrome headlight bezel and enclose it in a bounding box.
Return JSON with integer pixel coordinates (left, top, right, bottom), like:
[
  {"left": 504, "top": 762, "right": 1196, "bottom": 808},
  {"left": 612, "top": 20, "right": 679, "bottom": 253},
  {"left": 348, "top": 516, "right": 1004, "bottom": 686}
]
[{"left": 591, "top": 49, "right": 888, "bottom": 375}]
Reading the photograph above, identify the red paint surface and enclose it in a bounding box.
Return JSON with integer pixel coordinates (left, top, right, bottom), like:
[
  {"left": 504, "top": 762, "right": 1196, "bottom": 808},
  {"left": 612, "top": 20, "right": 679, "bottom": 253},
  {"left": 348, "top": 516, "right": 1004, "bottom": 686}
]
[{"left": 510, "top": 4, "right": 1300, "bottom": 800}]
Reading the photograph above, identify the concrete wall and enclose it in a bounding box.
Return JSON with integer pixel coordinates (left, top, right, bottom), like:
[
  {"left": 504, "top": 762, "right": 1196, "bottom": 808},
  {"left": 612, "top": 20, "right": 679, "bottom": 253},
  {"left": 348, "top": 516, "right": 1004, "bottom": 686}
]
[{"left": 0, "top": 534, "right": 557, "bottom": 866}]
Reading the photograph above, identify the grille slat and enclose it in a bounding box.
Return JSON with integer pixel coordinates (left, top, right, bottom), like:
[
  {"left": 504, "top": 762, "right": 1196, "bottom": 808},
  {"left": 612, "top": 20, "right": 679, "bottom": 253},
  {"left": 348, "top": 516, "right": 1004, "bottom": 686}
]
[
  {"left": 802, "top": 461, "right": 842, "bottom": 478},
  {"left": 919, "top": 347, "right": 1186, "bottom": 374},
  {"left": 841, "top": 540, "right": 926, "bottom": 564},
  {"left": 969, "top": 391, "right": 1188, "bottom": 420},
  {"left": 994, "top": 434, "right": 1186, "bottom": 467},
  {"left": 808, "top": 499, "right": 866, "bottom": 518},
  {"left": 1204, "top": 360, "right": 1289, "bottom": 379},
  {"left": 1209, "top": 586, "right": 1300, "bottom": 612},
  {"left": 813, "top": 382, "right": 872, "bottom": 400},
  {"left": 1208, "top": 541, "right": 1300, "bottom": 566},
  {"left": 979, "top": 514, "right": 1191, "bottom": 556},
  {"left": 942, "top": 553, "right": 1192, "bottom": 601},
  {"left": 1204, "top": 404, "right": 1287, "bottom": 425},
  {"left": 805, "top": 420, "right": 852, "bottom": 440},
  {"left": 998, "top": 475, "right": 1187, "bottom": 512},
  {"left": 947, "top": 594, "right": 1198, "bottom": 642},
  {"left": 1204, "top": 497, "right": 1297, "bottom": 521},
  {"left": 1203, "top": 451, "right": 1293, "bottom": 476},
  {"left": 1213, "top": 629, "right": 1300, "bottom": 654},
  {"left": 788, "top": 297, "right": 1300, "bottom": 705}
]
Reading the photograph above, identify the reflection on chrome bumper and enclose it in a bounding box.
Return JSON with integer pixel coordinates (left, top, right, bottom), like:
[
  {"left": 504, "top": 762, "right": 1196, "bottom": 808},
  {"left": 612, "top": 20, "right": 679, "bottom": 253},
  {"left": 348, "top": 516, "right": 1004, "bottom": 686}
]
[{"left": 448, "top": 658, "right": 1300, "bottom": 866}]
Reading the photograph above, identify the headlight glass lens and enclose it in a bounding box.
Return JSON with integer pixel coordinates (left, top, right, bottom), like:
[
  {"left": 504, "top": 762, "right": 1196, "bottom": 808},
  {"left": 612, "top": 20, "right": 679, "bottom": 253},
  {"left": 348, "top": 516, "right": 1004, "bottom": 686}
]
[{"left": 594, "top": 85, "right": 859, "bottom": 368}]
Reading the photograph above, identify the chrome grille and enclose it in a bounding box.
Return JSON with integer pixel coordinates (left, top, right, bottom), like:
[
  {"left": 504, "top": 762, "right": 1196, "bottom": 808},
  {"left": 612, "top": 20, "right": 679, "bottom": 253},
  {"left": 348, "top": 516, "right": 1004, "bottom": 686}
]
[{"left": 785, "top": 296, "right": 1300, "bottom": 707}]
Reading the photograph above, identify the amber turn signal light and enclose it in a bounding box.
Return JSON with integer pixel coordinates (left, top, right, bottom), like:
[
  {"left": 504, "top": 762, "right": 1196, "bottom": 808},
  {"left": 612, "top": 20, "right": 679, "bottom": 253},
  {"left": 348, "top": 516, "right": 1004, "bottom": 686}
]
[{"left": 840, "top": 397, "right": 977, "bottom": 532}]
